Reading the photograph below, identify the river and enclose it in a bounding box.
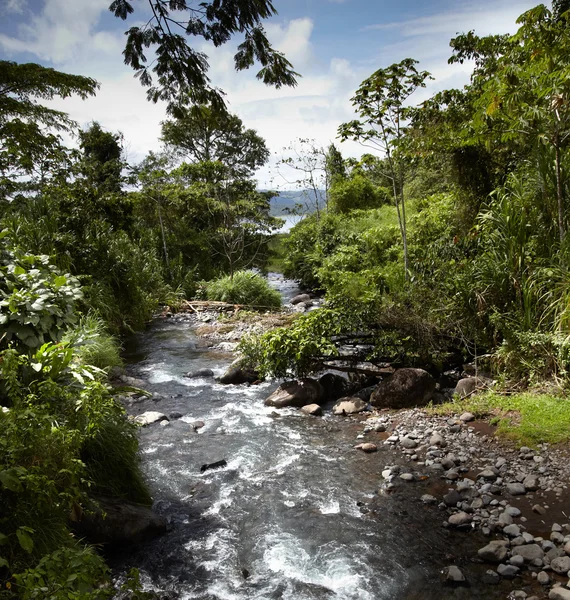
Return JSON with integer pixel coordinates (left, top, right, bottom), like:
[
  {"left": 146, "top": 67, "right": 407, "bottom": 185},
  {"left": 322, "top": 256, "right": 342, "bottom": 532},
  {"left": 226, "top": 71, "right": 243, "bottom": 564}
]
[{"left": 113, "top": 276, "right": 511, "bottom": 599}]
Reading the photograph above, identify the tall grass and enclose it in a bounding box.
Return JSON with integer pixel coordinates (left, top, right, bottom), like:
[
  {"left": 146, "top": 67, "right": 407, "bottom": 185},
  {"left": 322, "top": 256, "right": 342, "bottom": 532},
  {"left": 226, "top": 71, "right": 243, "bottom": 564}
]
[{"left": 204, "top": 271, "right": 281, "bottom": 309}]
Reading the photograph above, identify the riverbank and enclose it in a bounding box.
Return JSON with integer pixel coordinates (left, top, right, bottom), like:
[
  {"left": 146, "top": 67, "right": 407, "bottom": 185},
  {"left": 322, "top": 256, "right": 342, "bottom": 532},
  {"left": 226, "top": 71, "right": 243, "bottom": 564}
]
[{"left": 178, "top": 303, "right": 570, "bottom": 600}]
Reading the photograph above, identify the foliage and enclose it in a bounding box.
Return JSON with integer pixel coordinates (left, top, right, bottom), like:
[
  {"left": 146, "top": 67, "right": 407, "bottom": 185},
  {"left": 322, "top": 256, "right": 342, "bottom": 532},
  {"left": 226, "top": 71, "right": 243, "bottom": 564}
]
[
  {"left": 0, "top": 235, "right": 82, "bottom": 351},
  {"left": 204, "top": 271, "right": 281, "bottom": 309},
  {"left": 338, "top": 58, "right": 432, "bottom": 277},
  {"left": 0, "top": 61, "right": 98, "bottom": 200},
  {"left": 329, "top": 173, "right": 387, "bottom": 213},
  {"left": 239, "top": 309, "right": 345, "bottom": 377},
  {"left": 109, "top": 0, "right": 299, "bottom": 113},
  {"left": 161, "top": 105, "right": 270, "bottom": 178}
]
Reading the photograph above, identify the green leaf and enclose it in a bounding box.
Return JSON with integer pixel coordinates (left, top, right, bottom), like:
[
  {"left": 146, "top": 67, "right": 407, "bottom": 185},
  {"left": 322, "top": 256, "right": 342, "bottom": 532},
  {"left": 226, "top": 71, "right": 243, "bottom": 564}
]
[
  {"left": 16, "top": 528, "right": 33, "bottom": 553},
  {"left": 0, "top": 556, "right": 8, "bottom": 568},
  {"left": 0, "top": 470, "right": 23, "bottom": 492}
]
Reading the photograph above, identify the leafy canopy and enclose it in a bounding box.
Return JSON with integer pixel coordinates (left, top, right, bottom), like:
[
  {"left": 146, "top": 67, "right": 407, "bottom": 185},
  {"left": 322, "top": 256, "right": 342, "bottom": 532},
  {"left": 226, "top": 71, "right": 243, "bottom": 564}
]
[{"left": 109, "top": 0, "right": 299, "bottom": 114}]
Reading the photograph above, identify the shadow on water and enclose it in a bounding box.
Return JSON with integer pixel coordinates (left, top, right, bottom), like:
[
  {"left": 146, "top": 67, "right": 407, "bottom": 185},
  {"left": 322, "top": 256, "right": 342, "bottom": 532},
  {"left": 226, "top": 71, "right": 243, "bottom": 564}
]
[{"left": 111, "top": 295, "right": 518, "bottom": 599}]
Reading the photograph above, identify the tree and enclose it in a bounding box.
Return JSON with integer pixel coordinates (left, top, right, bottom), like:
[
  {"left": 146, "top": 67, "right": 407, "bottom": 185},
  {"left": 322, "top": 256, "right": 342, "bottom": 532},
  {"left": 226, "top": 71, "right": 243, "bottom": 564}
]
[
  {"left": 161, "top": 104, "right": 269, "bottom": 177},
  {"left": 273, "top": 139, "right": 329, "bottom": 218},
  {"left": 338, "top": 58, "right": 432, "bottom": 278},
  {"left": 477, "top": 5, "right": 570, "bottom": 241},
  {"left": 109, "top": 0, "right": 299, "bottom": 114},
  {"left": 0, "top": 61, "right": 98, "bottom": 201}
]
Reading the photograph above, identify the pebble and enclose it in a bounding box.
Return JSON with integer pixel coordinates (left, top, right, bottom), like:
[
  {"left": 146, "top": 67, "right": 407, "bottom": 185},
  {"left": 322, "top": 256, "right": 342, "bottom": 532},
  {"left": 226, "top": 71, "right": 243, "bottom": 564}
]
[{"left": 355, "top": 443, "right": 377, "bottom": 453}]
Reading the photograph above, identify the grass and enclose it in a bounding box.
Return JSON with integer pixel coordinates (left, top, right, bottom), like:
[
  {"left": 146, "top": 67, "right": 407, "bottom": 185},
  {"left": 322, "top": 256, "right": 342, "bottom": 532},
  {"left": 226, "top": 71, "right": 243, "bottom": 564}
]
[{"left": 431, "top": 391, "right": 570, "bottom": 446}]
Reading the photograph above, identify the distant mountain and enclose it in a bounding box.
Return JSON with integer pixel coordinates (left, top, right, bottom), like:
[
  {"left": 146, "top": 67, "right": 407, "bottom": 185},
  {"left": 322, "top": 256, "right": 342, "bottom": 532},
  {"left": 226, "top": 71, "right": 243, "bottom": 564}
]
[{"left": 265, "top": 190, "right": 325, "bottom": 216}]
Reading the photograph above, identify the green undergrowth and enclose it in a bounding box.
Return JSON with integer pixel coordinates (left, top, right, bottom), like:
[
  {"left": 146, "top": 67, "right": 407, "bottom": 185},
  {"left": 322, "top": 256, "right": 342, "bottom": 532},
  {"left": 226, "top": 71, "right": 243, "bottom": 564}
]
[
  {"left": 431, "top": 391, "right": 570, "bottom": 446},
  {"left": 265, "top": 233, "right": 287, "bottom": 273}
]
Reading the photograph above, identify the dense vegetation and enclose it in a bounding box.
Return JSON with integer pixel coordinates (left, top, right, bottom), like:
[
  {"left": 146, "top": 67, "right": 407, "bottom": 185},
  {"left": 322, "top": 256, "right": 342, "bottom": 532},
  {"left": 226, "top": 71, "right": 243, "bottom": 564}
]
[
  {"left": 0, "top": 0, "right": 295, "bottom": 596},
  {"left": 243, "top": 2, "right": 570, "bottom": 388},
  {"left": 3, "top": 0, "right": 570, "bottom": 595}
]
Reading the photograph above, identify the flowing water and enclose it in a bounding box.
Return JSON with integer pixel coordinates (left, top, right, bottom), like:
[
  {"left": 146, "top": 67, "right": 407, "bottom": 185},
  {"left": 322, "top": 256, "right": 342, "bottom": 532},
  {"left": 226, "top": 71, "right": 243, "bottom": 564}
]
[{"left": 114, "top": 275, "right": 512, "bottom": 600}]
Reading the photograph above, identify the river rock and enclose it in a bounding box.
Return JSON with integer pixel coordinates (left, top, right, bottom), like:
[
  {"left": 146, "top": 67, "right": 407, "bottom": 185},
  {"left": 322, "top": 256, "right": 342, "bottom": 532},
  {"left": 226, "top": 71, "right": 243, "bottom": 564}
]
[
  {"left": 219, "top": 360, "right": 259, "bottom": 385},
  {"left": 355, "top": 443, "right": 377, "bottom": 453},
  {"left": 318, "top": 373, "right": 353, "bottom": 400},
  {"left": 478, "top": 540, "right": 509, "bottom": 563},
  {"left": 290, "top": 293, "right": 311, "bottom": 305},
  {"left": 551, "top": 556, "right": 570, "bottom": 574},
  {"left": 370, "top": 368, "right": 435, "bottom": 409},
  {"left": 301, "top": 404, "right": 322, "bottom": 416},
  {"left": 459, "top": 411, "right": 475, "bottom": 422},
  {"left": 454, "top": 377, "right": 481, "bottom": 398},
  {"left": 72, "top": 496, "right": 166, "bottom": 546},
  {"left": 333, "top": 397, "right": 368, "bottom": 416},
  {"left": 512, "top": 544, "right": 545, "bottom": 562},
  {"left": 550, "top": 588, "right": 570, "bottom": 600},
  {"left": 448, "top": 511, "right": 471, "bottom": 526},
  {"left": 134, "top": 411, "right": 168, "bottom": 426},
  {"left": 184, "top": 368, "right": 214, "bottom": 378},
  {"left": 443, "top": 565, "right": 465, "bottom": 583},
  {"left": 401, "top": 436, "right": 418, "bottom": 449},
  {"left": 264, "top": 379, "right": 324, "bottom": 408},
  {"left": 497, "top": 564, "right": 518, "bottom": 579},
  {"left": 507, "top": 482, "right": 527, "bottom": 496}
]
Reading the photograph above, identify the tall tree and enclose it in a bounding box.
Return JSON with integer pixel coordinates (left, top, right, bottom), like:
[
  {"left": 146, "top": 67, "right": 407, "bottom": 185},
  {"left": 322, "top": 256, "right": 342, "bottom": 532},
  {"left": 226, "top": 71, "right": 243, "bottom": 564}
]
[
  {"left": 109, "top": 0, "right": 299, "bottom": 114},
  {"left": 477, "top": 4, "right": 570, "bottom": 241},
  {"left": 338, "top": 59, "right": 432, "bottom": 278},
  {"left": 161, "top": 105, "right": 269, "bottom": 177},
  {"left": 0, "top": 61, "right": 98, "bottom": 201}
]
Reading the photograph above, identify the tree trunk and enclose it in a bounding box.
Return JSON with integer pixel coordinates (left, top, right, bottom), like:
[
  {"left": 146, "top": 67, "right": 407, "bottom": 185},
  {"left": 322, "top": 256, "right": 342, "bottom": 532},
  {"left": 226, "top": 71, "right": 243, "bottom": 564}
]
[{"left": 555, "top": 138, "right": 565, "bottom": 241}]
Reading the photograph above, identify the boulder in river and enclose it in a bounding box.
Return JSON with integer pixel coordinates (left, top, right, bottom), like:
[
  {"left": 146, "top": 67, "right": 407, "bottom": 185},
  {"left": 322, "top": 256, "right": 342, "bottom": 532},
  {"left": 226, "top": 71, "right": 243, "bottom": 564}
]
[
  {"left": 332, "top": 397, "right": 368, "bottom": 416},
  {"left": 318, "top": 373, "right": 353, "bottom": 400},
  {"left": 290, "top": 293, "right": 311, "bottom": 305},
  {"left": 134, "top": 411, "right": 168, "bottom": 426},
  {"left": 72, "top": 496, "right": 166, "bottom": 546},
  {"left": 184, "top": 368, "right": 214, "bottom": 378},
  {"left": 454, "top": 377, "right": 483, "bottom": 398},
  {"left": 300, "top": 404, "right": 322, "bottom": 416},
  {"left": 219, "top": 360, "right": 259, "bottom": 385},
  {"left": 370, "top": 368, "right": 435, "bottom": 409},
  {"left": 264, "top": 378, "right": 324, "bottom": 408}
]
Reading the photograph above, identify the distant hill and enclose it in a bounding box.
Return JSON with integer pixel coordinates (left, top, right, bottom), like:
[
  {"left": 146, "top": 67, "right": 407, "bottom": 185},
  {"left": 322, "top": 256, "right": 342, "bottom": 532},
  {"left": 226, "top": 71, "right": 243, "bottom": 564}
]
[{"left": 266, "top": 190, "right": 325, "bottom": 216}]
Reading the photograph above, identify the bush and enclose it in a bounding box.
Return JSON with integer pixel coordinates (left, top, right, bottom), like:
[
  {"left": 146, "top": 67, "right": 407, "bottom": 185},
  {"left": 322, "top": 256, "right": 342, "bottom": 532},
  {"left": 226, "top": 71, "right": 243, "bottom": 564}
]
[{"left": 204, "top": 271, "right": 281, "bottom": 309}]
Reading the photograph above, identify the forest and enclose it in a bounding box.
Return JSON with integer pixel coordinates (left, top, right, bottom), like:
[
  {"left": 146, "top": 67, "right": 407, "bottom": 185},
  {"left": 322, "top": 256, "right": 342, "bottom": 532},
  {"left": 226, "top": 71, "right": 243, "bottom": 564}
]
[{"left": 1, "top": 0, "right": 570, "bottom": 597}]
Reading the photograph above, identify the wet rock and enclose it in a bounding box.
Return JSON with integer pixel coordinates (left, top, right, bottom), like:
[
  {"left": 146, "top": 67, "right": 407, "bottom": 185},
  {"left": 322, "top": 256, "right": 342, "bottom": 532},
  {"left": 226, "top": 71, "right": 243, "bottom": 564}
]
[
  {"left": 443, "top": 490, "right": 461, "bottom": 507},
  {"left": 219, "top": 360, "right": 259, "bottom": 385},
  {"left": 369, "top": 368, "right": 435, "bottom": 409},
  {"left": 532, "top": 504, "right": 547, "bottom": 515},
  {"left": 72, "top": 496, "right": 166, "bottom": 546},
  {"left": 191, "top": 421, "right": 205, "bottom": 430},
  {"left": 478, "top": 540, "right": 509, "bottom": 563},
  {"left": 503, "top": 524, "right": 521, "bottom": 537},
  {"left": 497, "top": 563, "right": 519, "bottom": 579},
  {"left": 512, "top": 544, "right": 545, "bottom": 562},
  {"left": 264, "top": 378, "right": 324, "bottom": 408},
  {"left": 355, "top": 443, "right": 377, "bottom": 453},
  {"left": 421, "top": 494, "right": 438, "bottom": 505},
  {"left": 134, "top": 411, "right": 168, "bottom": 426},
  {"left": 290, "top": 293, "right": 311, "bottom": 305},
  {"left": 300, "top": 404, "right": 322, "bottom": 416},
  {"left": 459, "top": 412, "right": 475, "bottom": 422},
  {"left": 169, "top": 412, "right": 184, "bottom": 420},
  {"left": 400, "top": 473, "right": 414, "bottom": 482},
  {"left": 184, "top": 368, "right": 214, "bottom": 378},
  {"left": 448, "top": 511, "right": 471, "bottom": 527},
  {"left": 332, "top": 397, "right": 368, "bottom": 416},
  {"left": 430, "top": 433, "right": 446, "bottom": 447},
  {"left": 443, "top": 565, "right": 465, "bottom": 584},
  {"left": 200, "top": 459, "right": 227, "bottom": 473}
]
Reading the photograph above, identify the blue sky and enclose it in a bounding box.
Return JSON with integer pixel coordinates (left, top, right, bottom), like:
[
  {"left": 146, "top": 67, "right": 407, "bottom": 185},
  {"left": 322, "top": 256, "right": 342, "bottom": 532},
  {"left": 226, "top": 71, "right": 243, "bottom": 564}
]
[{"left": 0, "top": 0, "right": 539, "bottom": 187}]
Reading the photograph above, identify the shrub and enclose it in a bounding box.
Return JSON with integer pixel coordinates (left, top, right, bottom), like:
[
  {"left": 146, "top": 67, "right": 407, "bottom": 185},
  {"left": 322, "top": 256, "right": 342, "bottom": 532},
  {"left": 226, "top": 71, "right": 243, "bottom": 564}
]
[{"left": 204, "top": 271, "right": 281, "bottom": 309}]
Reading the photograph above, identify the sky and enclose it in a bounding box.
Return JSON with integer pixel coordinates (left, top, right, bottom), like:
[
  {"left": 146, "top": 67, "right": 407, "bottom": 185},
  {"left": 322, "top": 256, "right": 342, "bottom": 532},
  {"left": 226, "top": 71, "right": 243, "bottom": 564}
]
[{"left": 0, "top": 0, "right": 541, "bottom": 188}]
